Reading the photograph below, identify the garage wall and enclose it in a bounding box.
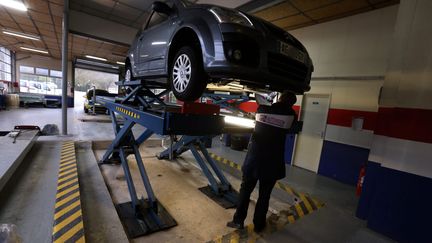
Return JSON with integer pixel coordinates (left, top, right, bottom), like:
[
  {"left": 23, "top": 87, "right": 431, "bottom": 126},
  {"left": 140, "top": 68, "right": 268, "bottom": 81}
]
[
  {"left": 301, "top": 80, "right": 382, "bottom": 184},
  {"left": 16, "top": 53, "right": 73, "bottom": 96},
  {"left": 356, "top": 1, "right": 432, "bottom": 241},
  {"left": 285, "top": 5, "right": 399, "bottom": 184},
  {"left": 291, "top": 5, "right": 399, "bottom": 78}
]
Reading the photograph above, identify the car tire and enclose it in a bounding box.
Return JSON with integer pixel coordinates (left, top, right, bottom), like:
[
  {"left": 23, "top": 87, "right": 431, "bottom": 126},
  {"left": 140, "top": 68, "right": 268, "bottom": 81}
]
[
  {"left": 125, "top": 62, "right": 133, "bottom": 82},
  {"left": 170, "top": 46, "right": 207, "bottom": 101}
]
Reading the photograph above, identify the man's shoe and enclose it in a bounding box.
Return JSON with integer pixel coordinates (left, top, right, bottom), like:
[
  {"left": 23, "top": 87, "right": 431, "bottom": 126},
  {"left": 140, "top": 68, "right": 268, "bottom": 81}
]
[
  {"left": 226, "top": 221, "right": 244, "bottom": 229},
  {"left": 253, "top": 223, "right": 266, "bottom": 233}
]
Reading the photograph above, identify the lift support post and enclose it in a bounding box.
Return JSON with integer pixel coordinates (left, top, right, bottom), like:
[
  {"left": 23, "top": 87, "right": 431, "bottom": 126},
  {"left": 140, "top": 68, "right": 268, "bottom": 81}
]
[{"left": 158, "top": 135, "right": 239, "bottom": 208}]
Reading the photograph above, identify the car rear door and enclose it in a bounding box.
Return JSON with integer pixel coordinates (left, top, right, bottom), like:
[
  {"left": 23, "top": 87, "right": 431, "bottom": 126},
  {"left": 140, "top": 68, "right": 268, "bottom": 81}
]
[{"left": 138, "top": 3, "right": 177, "bottom": 76}]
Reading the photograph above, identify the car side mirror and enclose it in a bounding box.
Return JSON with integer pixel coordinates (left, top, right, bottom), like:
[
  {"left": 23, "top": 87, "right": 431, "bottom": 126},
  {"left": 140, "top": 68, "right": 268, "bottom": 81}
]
[{"left": 152, "top": 1, "right": 172, "bottom": 15}]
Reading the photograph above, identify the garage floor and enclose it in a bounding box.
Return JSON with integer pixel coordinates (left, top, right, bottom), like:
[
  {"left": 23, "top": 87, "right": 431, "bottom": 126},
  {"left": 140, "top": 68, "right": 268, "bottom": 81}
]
[
  {"left": 92, "top": 143, "right": 256, "bottom": 242},
  {"left": 0, "top": 105, "right": 395, "bottom": 242}
]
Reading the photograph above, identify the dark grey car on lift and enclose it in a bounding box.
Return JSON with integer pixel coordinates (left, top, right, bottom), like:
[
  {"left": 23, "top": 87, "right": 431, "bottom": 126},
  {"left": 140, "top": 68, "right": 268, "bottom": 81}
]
[{"left": 125, "top": 0, "right": 313, "bottom": 101}]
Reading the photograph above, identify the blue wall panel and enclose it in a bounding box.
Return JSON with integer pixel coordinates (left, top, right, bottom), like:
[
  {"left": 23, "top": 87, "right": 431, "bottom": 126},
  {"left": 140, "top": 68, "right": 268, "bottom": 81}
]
[
  {"left": 284, "top": 134, "right": 296, "bottom": 165},
  {"left": 356, "top": 161, "right": 381, "bottom": 219},
  {"left": 317, "top": 141, "right": 369, "bottom": 185},
  {"left": 361, "top": 166, "right": 432, "bottom": 243}
]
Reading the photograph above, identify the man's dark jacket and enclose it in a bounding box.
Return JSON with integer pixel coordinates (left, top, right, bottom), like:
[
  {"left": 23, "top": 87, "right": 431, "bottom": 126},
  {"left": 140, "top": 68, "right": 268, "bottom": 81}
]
[{"left": 242, "top": 102, "right": 297, "bottom": 181}]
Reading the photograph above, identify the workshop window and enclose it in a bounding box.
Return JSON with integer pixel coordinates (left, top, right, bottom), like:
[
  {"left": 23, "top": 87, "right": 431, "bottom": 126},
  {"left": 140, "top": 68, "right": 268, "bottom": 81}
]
[
  {"left": 50, "top": 70, "right": 62, "bottom": 77},
  {"left": 19, "top": 66, "right": 34, "bottom": 74},
  {"left": 35, "top": 68, "right": 49, "bottom": 76},
  {"left": 74, "top": 68, "right": 119, "bottom": 94},
  {"left": 19, "top": 65, "right": 62, "bottom": 95},
  {"left": 0, "top": 46, "right": 12, "bottom": 82}
]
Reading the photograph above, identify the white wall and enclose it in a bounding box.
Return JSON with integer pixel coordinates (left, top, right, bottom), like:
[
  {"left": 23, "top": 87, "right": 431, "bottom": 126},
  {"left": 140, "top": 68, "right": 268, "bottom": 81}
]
[
  {"left": 308, "top": 80, "right": 383, "bottom": 112},
  {"left": 380, "top": 0, "right": 432, "bottom": 110},
  {"left": 291, "top": 5, "right": 399, "bottom": 78},
  {"left": 369, "top": 0, "right": 432, "bottom": 178},
  {"left": 288, "top": 6, "right": 395, "bottom": 149}
]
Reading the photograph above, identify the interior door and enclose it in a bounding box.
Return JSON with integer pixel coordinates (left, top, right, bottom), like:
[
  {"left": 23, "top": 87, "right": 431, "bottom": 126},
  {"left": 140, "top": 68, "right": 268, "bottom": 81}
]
[{"left": 293, "top": 94, "right": 330, "bottom": 172}]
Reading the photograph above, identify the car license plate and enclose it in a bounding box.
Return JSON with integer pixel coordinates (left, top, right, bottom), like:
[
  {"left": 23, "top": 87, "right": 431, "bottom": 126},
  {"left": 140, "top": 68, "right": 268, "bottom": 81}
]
[{"left": 280, "top": 41, "right": 306, "bottom": 64}]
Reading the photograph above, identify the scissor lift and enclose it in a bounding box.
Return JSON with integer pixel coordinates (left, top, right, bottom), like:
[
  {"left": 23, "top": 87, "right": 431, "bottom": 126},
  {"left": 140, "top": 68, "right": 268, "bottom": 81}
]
[
  {"left": 202, "top": 92, "right": 250, "bottom": 116},
  {"left": 98, "top": 80, "right": 243, "bottom": 238}
]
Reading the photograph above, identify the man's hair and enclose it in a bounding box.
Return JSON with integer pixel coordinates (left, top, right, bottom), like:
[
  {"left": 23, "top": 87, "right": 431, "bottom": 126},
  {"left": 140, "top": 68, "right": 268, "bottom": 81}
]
[{"left": 278, "top": 91, "right": 297, "bottom": 105}]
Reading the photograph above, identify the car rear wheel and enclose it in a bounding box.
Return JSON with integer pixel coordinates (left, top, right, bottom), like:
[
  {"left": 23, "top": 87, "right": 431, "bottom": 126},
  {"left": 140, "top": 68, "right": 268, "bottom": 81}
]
[
  {"left": 170, "top": 46, "right": 207, "bottom": 101},
  {"left": 125, "top": 62, "right": 133, "bottom": 82}
]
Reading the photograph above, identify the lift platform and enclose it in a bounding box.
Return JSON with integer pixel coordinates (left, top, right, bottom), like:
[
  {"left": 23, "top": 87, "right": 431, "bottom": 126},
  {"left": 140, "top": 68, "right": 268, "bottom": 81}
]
[{"left": 98, "top": 80, "right": 241, "bottom": 238}]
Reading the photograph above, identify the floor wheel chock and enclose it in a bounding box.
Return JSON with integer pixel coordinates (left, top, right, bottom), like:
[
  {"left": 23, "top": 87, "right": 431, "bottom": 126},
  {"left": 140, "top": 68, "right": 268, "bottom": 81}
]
[
  {"left": 115, "top": 199, "right": 177, "bottom": 238},
  {"left": 199, "top": 185, "right": 239, "bottom": 209}
]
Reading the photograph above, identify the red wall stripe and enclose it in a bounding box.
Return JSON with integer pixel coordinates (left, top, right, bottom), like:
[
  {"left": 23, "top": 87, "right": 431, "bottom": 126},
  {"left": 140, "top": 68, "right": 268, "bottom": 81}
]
[
  {"left": 238, "top": 102, "right": 301, "bottom": 115},
  {"left": 327, "top": 108, "right": 378, "bottom": 131},
  {"left": 374, "top": 107, "right": 432, "bottom": 144},
  {"left": 238, "top": 101, "right": 258, "bottom": 113}
]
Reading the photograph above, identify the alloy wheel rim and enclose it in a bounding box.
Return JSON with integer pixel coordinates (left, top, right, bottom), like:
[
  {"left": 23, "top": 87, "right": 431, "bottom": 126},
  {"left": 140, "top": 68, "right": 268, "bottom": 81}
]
[
  {"left": 125, "top": 69, "right": 131, "bottom": 82},
  {"left": 172, "top": 54, "right": 191, "bottom": 93}
]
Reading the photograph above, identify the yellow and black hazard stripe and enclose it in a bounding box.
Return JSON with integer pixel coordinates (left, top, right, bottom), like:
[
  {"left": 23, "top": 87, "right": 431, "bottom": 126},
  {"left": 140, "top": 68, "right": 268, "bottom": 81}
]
[
  {"left": 52, "top": 141, "right": 85, "bottom": 243},
  {"left": 207, "top": 152, "right": 325, "bottom": 242},
  {"left": 208, "top": 152, "right": 324, "bottom": 210},
  {"left": 207, "top": 198, "right": 325, "bottom": 243},
  {"left": 209, "top": 153, "right": 242, "bottom": 171},
  {"left": 115, "top": 106, "right": 140, "bottom": 119}
]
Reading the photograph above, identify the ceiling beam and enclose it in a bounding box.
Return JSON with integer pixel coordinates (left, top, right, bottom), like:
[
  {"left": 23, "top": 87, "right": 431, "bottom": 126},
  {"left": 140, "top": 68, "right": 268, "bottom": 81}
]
[{"left": 237, "top": 0, "right": 286, "bottom": 13}]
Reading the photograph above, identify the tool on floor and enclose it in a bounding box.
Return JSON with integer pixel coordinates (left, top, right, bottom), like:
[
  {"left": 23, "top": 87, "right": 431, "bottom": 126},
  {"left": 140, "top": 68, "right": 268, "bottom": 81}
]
[
  {"left": 9, "top": 130, "right": 20, "bottom": 143},
  {"left": 7, "top": 126, "right": 41, "bottom": 143}
]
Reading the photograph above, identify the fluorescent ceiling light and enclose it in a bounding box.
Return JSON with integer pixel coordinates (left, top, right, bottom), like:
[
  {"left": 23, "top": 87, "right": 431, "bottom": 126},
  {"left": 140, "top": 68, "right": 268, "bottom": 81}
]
[
  {"left": 20, "top": 46, "right": 48, "bottom": 54},
  {"left": 3, "top": 30, "right": 40, "bottom": 41},
  {"left": 227, "top": 83, "right": 244, "bottom": 88},
  {"left": 116, "top": 61, "right": 125, "bottom": 65},
  {"left": 0, "top": 0, "right": 27, "bottom": 11},
  {"left": 85, "top": 55, "right": 107, "bottom": 61},
  {"left": 224, "top": 115, "right": 255, "bottom": 128}
]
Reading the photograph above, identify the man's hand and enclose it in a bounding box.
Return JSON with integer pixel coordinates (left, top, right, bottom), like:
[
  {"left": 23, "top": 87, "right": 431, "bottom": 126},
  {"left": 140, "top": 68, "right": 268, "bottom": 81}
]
[
  {"left": 255, "top": 93, "right": 272, "bottom": 106},
  {"left": 266, "top": 92, "right": 278, "bottom": 103}
]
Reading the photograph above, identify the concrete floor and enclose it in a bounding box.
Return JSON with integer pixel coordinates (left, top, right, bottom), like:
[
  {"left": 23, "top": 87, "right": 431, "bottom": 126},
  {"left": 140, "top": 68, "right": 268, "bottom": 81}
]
[
  {"left": 0, "top": 141, "right": 61, "bottom": 243},
  {"left": 0, "top": 96, "right": 395, "bottom": 242},
  {"left": 208, "top": 140, "right": 394, "bottom": 243},
  {"left": 93, "top": 144, "right": 256, "bottom": 242},
  {"left": 0, "top": 92, "right": 146, "bottom": 141}
]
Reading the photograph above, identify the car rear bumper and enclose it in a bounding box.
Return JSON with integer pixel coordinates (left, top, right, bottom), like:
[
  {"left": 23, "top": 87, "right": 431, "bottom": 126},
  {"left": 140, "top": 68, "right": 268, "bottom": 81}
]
[{"left": 205, "top": 24, "right": 312, "bottom": 93}]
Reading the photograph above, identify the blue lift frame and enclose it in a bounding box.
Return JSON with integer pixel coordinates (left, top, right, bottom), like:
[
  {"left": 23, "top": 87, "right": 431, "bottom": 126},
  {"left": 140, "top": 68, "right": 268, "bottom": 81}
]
[
  {"left": 98, "top": 80, "right": 241, "bottom": 237},
  {"left": 158, "top": 135, "right": 239, "bottom": 208},
  {"left": 202, "top": 92, "right": 250, "bottom": 116}
]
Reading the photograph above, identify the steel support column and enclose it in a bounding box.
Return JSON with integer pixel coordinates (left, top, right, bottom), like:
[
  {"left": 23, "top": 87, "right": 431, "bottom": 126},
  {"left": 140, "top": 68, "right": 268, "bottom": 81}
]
[{"left": 61, "top": 0, "right": 69, "bottom": 135}]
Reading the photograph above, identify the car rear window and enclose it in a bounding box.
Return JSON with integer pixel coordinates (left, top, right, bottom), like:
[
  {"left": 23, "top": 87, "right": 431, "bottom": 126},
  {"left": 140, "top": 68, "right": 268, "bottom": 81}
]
[{"left": 180, "top": 0, "right": 194, "bottom": 7}]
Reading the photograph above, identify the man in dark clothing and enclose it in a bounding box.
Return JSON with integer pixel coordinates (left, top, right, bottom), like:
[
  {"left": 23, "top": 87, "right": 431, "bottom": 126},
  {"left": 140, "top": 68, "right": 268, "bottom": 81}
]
[{"left": 227, "top": 91, "right": 297, "bottom": 232}]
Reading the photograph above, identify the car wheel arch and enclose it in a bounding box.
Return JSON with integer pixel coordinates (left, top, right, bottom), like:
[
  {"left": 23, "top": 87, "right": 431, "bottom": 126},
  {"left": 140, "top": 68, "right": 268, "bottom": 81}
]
[{"left": 168, "top": 27, "right": 204, "bottom": 69}]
